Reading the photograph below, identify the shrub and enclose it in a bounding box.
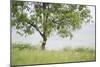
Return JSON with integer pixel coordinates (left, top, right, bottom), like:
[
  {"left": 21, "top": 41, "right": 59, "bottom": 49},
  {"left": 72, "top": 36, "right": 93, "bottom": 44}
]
[{"left": 12, "top": 43, "right": 36, "bottom": 50}]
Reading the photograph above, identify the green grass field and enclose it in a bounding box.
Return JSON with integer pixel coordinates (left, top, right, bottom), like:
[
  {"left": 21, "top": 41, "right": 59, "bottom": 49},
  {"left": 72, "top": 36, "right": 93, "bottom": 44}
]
[{"left": 11, "top": 43, "right": 96, "bottom": 65}]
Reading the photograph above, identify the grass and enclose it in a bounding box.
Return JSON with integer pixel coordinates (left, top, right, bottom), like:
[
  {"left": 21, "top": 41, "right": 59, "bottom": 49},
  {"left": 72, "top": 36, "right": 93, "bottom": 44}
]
[{"left": 11, "top": 43, "right": 96, "bottom": 66}]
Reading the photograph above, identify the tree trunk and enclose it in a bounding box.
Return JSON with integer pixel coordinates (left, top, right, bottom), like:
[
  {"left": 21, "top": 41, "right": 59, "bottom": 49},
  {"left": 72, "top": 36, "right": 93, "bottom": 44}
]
[
  {"left": 41, "top": 3, "right": 48, "bottom": 50},
  {"left": 41, "top": 36, "right": 47, "bottom": 50},
  {"left": 41, "top": 40, "right": 46, "bottom": 50}
]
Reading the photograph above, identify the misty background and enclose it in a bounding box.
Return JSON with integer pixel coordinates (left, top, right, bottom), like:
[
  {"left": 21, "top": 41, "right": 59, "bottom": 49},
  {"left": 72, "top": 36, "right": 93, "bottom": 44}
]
[{"left": 11, "top": 6, "right": 95, "bottom": 50}]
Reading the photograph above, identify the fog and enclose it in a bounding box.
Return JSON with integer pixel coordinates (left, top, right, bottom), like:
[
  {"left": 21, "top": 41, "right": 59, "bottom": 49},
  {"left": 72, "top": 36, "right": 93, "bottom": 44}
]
[{"left": 11, "top": 6, "right": 95, "bottom": 50}]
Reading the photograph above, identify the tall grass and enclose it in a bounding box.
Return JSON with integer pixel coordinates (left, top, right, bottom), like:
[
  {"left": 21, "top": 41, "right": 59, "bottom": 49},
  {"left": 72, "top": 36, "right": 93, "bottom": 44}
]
[{"left": 11, "top": 43, "right": 96, "bottom": 66}]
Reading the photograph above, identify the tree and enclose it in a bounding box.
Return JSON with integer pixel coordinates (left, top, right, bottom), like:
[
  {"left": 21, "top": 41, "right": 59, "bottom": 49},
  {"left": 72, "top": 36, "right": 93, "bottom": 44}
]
[{"left": 11, "top": 1, "right": 91, "bottom": 50}]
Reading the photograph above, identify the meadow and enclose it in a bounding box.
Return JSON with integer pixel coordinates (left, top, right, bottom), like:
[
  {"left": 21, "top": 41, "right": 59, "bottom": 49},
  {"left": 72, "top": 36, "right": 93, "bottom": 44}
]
[{"left": 11, "top": 43, "right": 96, "bottom": 66}]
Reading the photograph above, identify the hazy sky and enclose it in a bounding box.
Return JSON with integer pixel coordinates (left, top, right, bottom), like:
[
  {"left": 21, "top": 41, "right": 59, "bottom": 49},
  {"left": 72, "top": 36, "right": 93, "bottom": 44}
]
[{"left": 11, "top": 6, "right": 95, "bottom": 50}]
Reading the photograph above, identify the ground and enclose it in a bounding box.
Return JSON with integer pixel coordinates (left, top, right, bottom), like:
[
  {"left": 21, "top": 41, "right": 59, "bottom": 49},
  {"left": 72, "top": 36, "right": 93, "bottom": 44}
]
[{"left": 11, "top": 43, "right": 96, "bottom": 66}]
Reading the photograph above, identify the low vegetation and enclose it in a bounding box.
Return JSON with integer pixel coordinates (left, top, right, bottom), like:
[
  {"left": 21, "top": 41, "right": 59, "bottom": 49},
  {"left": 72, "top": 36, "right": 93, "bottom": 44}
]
[{"left": 11, "top": 43, "right": 96, "bottom": 66}]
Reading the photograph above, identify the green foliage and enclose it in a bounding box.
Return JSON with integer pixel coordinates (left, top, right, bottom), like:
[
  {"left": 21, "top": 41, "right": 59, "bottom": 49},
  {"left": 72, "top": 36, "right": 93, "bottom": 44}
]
[
  {"left": 12, "top": 43, "right": 36, "bottom": 50},
  {"left": 12, "top": 44, "right": 95, "bottom": 65},
  {"left": 11, "top": 1, "right": 91, "bottom": 39}
]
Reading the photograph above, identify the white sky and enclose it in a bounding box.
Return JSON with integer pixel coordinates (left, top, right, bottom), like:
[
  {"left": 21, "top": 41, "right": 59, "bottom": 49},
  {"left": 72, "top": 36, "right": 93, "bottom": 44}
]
[{"left": 11, "top": 5, "right": 95, "bottom": 50}]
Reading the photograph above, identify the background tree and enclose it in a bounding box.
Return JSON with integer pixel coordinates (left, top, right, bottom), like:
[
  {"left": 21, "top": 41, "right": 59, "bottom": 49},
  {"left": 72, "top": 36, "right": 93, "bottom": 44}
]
[{"left": 11, "top": 1, "right": 91, "bottom": 50}]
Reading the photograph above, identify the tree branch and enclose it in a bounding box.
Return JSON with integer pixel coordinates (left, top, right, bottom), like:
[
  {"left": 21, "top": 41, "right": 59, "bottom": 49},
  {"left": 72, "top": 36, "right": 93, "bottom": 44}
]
[{"left": 29, "top": 22, "right": 44, "bottom": 38}]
